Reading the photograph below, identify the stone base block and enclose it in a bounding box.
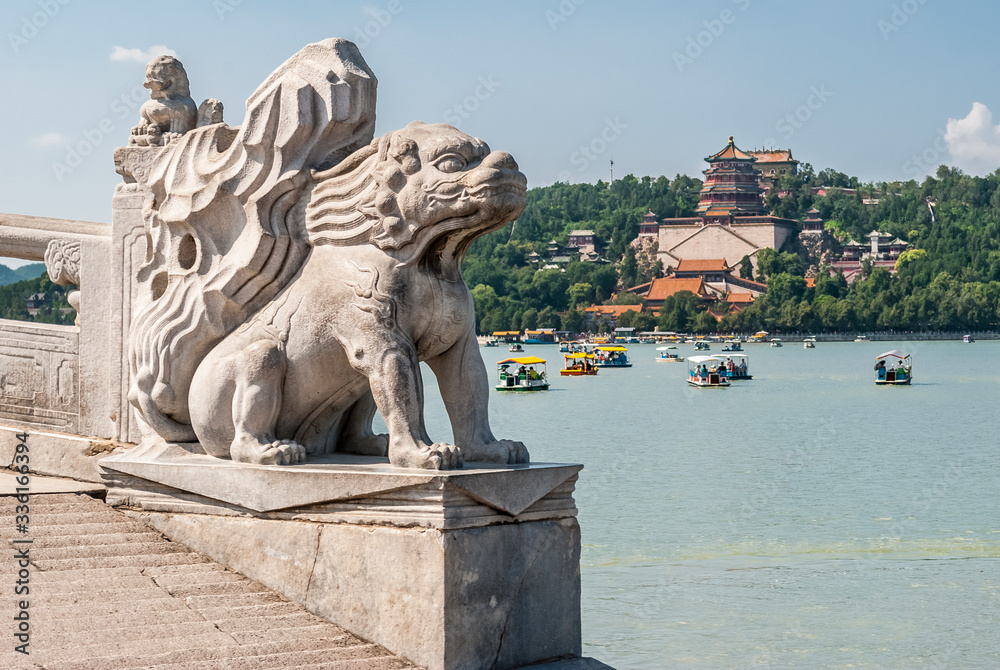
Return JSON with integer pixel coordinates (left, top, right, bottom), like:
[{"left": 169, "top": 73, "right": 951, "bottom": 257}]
[
  {"left": 101, "top": 445, "right": 590, "bottom": 670},
  {"left": 138, "top": 510, "right": 582, "bottom": 670}
]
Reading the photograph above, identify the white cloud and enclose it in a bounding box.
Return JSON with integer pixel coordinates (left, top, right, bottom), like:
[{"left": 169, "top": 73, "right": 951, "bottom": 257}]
[
  {"left": 28, "top": 132, "right": 70, "bottom": 147},
  {"left": 944, "top": 102, "right": 1000, "bottom": 175},
  {"left": 110, "top": 44, "right": 177, "bottom": 63}
]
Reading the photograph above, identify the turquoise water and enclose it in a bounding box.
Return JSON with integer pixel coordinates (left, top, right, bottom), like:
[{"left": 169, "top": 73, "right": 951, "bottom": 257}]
[{"left": 417, "top": 341, "right": 1000, "bottom": 669}]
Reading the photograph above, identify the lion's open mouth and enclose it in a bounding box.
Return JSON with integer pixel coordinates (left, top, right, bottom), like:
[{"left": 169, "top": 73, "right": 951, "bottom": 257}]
[{"left": 465, "top": 172, "right": 527, "bottom": 198}]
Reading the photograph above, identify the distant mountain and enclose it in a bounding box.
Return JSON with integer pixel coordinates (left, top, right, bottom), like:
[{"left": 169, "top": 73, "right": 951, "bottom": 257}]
[{"left": 0, "top": 263, "right": 46, "bottom": 286}]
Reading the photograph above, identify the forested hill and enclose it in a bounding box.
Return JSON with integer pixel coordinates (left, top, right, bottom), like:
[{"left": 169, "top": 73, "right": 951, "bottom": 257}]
[
  {"left": 0, "top": 262, "right": 45, "bottom": 286},
  {"left": 462, "top": 165, "right": 1000, "bottom": 334}
]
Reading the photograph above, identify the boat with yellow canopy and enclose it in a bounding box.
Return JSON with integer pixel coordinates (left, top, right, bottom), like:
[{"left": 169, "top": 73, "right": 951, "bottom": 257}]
[
  {"left": 560, "top": 352, "right": 598, "bottom": 376},
  {"left": 495, "top": 356, "right": 549, "bottom": 391}
]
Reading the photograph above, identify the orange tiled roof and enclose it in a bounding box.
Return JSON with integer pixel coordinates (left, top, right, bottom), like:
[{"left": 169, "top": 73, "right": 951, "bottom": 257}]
[
  {"left": 726, "top": 292, "right": 754, "bottom": 304},
  {"left": 706, "top": 136, "right": 754, "bottom": 162},
  {"left": 748, "top": 149, "right": 797, "bottom": 163},
  {"left": 644, "top": 277, "right": 708, "bottom": 301},
  {"left": 805, "top": 277, "right": 817, "bottom": 288},
  {"left": 674, "top": 259, "right": 730, "bottom": 273}
]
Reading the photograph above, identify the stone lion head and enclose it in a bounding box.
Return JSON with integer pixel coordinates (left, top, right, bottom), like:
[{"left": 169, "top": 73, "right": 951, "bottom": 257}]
[
  {"left": 144, "top": 55, "right": 192, "bottom": 100},
  {"left": 305, "top": 121, "right": 527, "bottom": 265}
]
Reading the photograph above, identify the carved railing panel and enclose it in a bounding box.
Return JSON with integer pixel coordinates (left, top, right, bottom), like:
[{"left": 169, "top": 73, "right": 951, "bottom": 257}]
[{"left": 0, "top": 319, "right": 79, "bottom": 432}]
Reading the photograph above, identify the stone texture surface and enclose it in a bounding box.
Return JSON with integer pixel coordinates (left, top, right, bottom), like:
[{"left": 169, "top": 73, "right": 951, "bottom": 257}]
[
  {"left": 140, "top": 509, "right": 582, "bottom": 670},
  {"left": 0, "top": 210, "right": 117, "bottom": 441},
  {"left": 139, "top": 513, "right": 321, "bottom": 604},
  {"left": 0, "top": 492, "right": 418, "bottom": 669},
  {"left": 101, "top": 445, "right": 581, "bottom": 516},
  {"left": 0, "top": 426, "right": 131, "bottom": 483},
  {"left": 0, "top": 471, "right": 103, "bottom": 495},
  {"left": 114, "top": 39, "right": 528, "bottom": 471}
]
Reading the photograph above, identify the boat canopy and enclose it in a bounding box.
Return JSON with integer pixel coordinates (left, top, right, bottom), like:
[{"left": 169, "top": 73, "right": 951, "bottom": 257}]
[
  {"left": 720, "top": 353, "right": 748, "bottom": 360},
  {"left": 876, "top": 350, "right": 910, "bottom": 360},
  {"left": 754, "top": 331, "right": 769, "bottom": 336},
  {"left": 688, "top": 355, "right": 723, "bottom": 364},
  {"left": 595, "top": 346, "right": 627, "bottom": 352},
  {"left": 497, "top": 356, "right": 546, "bottom": 366},
  {"left": 656, "top": 346, "right": 677, "bottom": 351},
  {"left": 565, "top": 352, "right": 596, "bottom": 359}
]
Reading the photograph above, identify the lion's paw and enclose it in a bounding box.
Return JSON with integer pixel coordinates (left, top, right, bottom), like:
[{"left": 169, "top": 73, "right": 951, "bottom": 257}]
[
  {"left": 389, "top": 441, "right": 463, "bottom": 470},
  {"left": 466, "top": 439, "right": 530, "bottom": 465},
  {"left": 233, "top": 438, "right": 307, "bottom": 466}
]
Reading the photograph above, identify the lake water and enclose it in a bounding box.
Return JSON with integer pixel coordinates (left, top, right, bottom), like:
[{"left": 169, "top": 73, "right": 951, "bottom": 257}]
[{"left": 413, "top": 340, "right": 1000, "bottom": 669}]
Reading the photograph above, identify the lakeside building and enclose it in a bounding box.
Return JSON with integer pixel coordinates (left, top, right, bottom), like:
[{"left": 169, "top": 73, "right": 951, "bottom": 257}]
[
  {"left": 529, "top": 233, "right": 607, "bottom": 269},
  {"left": 583, "top": 304, "right": 644, "bottom": 329},
  {"left": 567, "top": 230, "right": 596, "bottom": 254},
  {"left": 639, "top": 137, "right": 798, "bottom": 274},
  {"left": 580, "top": 273, "right": 760, "bottom": 330},
  {"left": 523, "top": 328, "right": 558, "bottom": 343},
  {"left": 624, "top": 274, "right": 761, "bottom": 312},
  {"left": 25, "top": 291, "right": 51, "bottom": 311},
  {"left": 672, "top": 258, "right": 768, "bottom": 296},
  {"left": 830, "top": 230, "right": 910, "bottom": 284}
]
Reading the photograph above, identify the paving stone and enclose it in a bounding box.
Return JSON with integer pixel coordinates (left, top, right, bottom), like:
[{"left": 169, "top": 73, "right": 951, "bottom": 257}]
[{"left": 0, "top": 492, "right": 418, "bottom": 669}]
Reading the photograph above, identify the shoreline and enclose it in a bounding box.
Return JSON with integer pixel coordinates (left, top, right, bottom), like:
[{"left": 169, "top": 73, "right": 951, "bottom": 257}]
[{"left": 478, "top": 332, "right": 998, "bottom": 345}]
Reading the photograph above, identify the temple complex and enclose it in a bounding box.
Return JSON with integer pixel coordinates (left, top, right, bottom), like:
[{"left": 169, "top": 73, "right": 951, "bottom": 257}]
[
  {"left": 831, "top": 230, "right": 910, "bottom": 283},
  {"left": 639, "top": 137, "right": 797, "bottom": 280}
]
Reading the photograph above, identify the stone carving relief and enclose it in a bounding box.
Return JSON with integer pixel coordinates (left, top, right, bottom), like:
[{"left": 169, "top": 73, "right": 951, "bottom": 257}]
[
  {"left": 125, "top": 38, "right": 529, "bottom": 470},
  {"left": 129, "top": 55, "right": 199, "bottom": 147},
  {"left": 44, "top": 239, "right": 81, "bottom": 323},
  {"left": 0, "top": 322, "right": 80, "bottom": 432},
  {"left": 118, "top": 56, "right": 226, "bottom": 186},
  {"left": 196, "top": 98, "right": 224, "bottom": 127}
]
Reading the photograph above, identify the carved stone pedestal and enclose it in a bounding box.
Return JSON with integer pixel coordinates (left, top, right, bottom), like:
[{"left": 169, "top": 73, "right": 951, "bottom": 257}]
[{"left": 100, "top": 445, "right": 596, "bottom": 670}]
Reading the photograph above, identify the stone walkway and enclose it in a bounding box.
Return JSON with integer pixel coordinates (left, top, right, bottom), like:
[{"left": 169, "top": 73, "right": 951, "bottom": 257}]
[{"left": 0, "top": 492, "right": 419, "bottom": 669}]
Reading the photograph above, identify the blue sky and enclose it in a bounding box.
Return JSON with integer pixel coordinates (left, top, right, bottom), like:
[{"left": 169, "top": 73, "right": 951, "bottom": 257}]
[{"left": 2, "top": 0, "right": 999, "bottom": 236}]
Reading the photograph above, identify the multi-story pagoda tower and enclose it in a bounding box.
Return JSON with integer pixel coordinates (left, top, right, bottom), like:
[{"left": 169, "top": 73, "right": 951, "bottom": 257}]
[
  {"left": 695, "top": 136, "right": 766, "bottom": 220},
  {"left": 652, "top": 136, "right": 798, "bottom": 283}
]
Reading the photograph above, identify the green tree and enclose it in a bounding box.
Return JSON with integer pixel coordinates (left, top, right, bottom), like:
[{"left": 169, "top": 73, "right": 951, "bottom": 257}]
[
  {"left": 568, "top": 282, "right": 594, "bottom": 310},
  {"left": 690, "top": 310, "right": 718, "bottom": 334},
  {"left": 767, "top": 273, "right": 807, "bottom": 306},
  {"left": 619, "top": 248, "right": 639, "bottom": 289},
  {"left": 657, "top": 291, "right": 702, "bottom": 332},
  {"left": 521, "top": 308, "right": 539, "bottom": 330},
  {"left": 562, "top": 307, "right": 586, "bottom": 334}
]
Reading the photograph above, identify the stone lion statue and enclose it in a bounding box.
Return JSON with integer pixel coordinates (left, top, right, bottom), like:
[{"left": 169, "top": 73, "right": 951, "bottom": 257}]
[
  {"left": 126, "top": 38, "right": 528, "bottom": 470},
  {"left": 129, "top": 55, "right": 197, "bottom": 146},
  {"left": 187, "top": 122, "right": 528, "bottom": 468}
]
